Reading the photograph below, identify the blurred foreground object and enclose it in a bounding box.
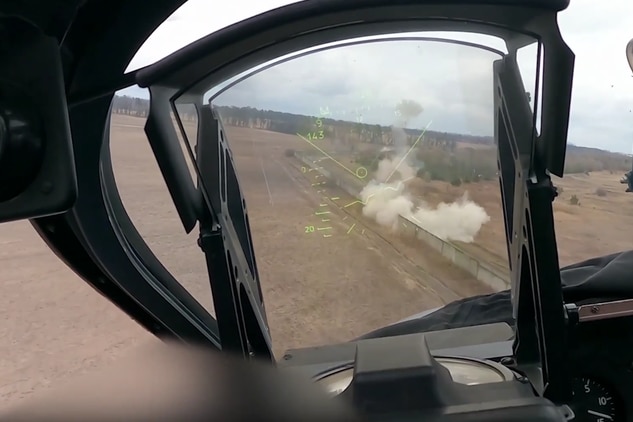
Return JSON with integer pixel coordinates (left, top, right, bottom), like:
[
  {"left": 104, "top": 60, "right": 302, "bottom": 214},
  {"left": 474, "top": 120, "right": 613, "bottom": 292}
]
[{"left": 0, "top": 342, "right": 361, "bottom": 422}]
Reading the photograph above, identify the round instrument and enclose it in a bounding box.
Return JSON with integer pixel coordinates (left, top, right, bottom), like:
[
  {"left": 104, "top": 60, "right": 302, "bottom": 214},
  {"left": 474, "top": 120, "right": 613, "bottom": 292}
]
[{"left": 315, "top": 356, "right": 516, "bottom": 396}]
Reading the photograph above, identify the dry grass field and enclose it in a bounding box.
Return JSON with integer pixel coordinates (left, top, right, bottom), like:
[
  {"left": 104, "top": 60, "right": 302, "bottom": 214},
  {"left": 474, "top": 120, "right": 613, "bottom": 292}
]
[
  {"left": 0, "top": 221, "right": 154, "bottom": 408},
  {"left": 1, "top": 112, "right": 630, "bottom": 409},
  {"left": 402, "top": 168, "right": 633, "bottom": 268},
  {"left": 112, "top": 115, "right": 487, "bottom": 343},
  {"left": 295, "top": 136, "right": 633, "bottom": 270}
]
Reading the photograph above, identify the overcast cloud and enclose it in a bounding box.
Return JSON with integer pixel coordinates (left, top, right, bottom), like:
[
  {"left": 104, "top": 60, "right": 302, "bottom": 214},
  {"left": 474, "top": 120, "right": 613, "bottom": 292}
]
[
  {"left": 210, "top": 38, "right": 502, "bottom": 136},
  {"left": 122, "top": 0, "right": 633, "bottom": 153}
]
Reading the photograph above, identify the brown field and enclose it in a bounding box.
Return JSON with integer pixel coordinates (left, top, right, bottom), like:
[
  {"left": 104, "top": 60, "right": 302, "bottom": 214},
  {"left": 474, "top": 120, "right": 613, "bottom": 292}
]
[
  {"left": 318, "top": 139, "right": 633, "bottom": 270},
  {"left": 401, "top": 168, "right": 633, "bottom": 268},
  {"left": 294, "top": 138, "right": 633, "bottom": 270},
  {"left": 1, "top": 113, "right": 630, "bottom": 409},
  {"left": 210, "top": 124, "right": 493, "bottom": 347}
]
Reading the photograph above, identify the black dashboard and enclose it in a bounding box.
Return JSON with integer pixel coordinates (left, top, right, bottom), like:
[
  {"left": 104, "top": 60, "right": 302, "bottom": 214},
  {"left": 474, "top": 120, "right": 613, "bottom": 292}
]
[
  {"left": 279, "top": 318, "right": 633, "bottom": 422},
  {"left": 566, "top": 317, "right": 633, "bottom": 421}
]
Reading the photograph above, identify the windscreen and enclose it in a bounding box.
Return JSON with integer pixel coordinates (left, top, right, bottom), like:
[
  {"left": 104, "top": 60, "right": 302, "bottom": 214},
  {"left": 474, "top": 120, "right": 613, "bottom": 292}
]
[{"left": 178, "top": 33, "right": 540, "bottom": 357}]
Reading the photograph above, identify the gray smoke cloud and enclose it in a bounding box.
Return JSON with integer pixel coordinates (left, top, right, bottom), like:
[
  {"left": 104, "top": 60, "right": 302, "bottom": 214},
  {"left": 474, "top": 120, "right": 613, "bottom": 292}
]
[
  {"left": 359, "top": 175, "right": 490, "bottom": 243},
  {"left": 359, "top": 100, "right": 490, "bottom": 242}
]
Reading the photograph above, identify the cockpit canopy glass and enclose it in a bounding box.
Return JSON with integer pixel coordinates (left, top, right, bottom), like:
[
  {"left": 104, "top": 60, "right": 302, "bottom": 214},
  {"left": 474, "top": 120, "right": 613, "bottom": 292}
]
[{"left": 171, "top": 31, "right": 541, "bottom": 356}]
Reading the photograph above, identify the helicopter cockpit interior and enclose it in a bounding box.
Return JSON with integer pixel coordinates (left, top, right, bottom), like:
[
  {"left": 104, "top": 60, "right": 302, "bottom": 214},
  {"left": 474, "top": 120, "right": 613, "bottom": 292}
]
[{"left": 1, "top": 0, "right": 633, "bottom": 421}]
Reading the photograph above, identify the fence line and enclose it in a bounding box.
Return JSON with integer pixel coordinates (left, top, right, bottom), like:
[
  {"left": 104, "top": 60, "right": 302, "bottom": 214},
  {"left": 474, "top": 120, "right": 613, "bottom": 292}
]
[{"left": 294, "top": 151, "right": 511, "bottom": 291}]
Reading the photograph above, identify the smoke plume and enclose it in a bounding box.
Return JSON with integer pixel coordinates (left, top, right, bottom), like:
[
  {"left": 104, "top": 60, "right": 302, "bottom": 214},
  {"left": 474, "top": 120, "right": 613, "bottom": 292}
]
[
  {"left": 358, "top": 100, "right": 489, "bottom": 243},
  {"left": 374, "top": 153, "right": 417, "bottom": 182},
  {"left": 360, "top": 157, "right": 490, "bottom": 243}
]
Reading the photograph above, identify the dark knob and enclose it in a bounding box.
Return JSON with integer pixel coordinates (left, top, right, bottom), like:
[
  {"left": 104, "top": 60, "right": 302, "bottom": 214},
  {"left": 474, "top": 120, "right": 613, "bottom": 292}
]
[{"left": 0, "top": 97, "right": 45, "bottom": 202}]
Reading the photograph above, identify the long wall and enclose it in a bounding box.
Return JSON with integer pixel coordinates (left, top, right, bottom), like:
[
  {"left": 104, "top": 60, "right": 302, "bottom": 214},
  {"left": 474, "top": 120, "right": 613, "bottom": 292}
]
[
  {"left": 294, "top": 152, "right": 511, "bottom": 291},
  {"left": 396, "top": 215, "right": 510, "bottom": 291}
]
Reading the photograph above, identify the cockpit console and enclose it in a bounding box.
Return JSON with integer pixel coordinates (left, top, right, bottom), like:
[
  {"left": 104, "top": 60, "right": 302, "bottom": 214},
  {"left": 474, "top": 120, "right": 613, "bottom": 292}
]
[{"left": 1, "top": 0, "right": 633, "bottom": 421}]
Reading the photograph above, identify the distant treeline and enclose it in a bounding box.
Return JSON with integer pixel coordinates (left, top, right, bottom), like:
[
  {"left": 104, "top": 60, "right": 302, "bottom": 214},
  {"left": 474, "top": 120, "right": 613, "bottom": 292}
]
[
  {"left": 213, "top": 106, "right": 492, "bottom": 150},
  {"left": 111, "top": 95, "right": 149, "bottom": 116},
  {"left": 111, "top": 95, "right": 196, "bottom": 121},
  {"left": 110, "top": 95, "right": 490, "bottom": 148},
  {"left": 110, "top": 95, "right": 631, "bottom": 175}
]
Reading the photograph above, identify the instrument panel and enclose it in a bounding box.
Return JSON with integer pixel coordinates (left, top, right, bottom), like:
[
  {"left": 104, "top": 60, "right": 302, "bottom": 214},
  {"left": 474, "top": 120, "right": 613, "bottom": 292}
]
[
  {"left": 571, "top": 376, "right": 622, "bottom": 422},
  {"left": 551, "top": 316, "right": 633, "bottom": 422},
  {"left": 313, "top": 361, "right": 629, "bottom": 422},
  {"left": 282, "top": 316, "right": 633, "bottom": 422}
]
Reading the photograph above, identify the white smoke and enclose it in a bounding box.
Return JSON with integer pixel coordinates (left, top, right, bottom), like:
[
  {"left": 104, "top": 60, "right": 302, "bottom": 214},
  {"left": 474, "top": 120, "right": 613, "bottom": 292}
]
[
  {"left": 373, "top": 127, "right": 417, "bottom": 182},
  {"left": 358, "top": 100, "right": 489, "bottom": 243},
  {"left": 374, "top": 154, "right": 417, "bottom": 183},
  {"left": 359, "top": 158, "right": 490, "bottom": 243},
  {"left": 361, "top": 179, "right": 411, "bottom": 231},
  {"left": 408, "top": 193, "right": 491, "bottom": 243},
  {"left": 391, "top": 126, "right": 409, "bottom": 152}
]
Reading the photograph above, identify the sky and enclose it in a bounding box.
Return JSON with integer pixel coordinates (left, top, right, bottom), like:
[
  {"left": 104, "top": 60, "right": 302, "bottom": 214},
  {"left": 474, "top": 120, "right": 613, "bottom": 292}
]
[
  {"left": 208, "top": 35, "right": 503, "bottom": 135},
  {"left": 120, "top": 0, "right": 633, "bottom": 153}
]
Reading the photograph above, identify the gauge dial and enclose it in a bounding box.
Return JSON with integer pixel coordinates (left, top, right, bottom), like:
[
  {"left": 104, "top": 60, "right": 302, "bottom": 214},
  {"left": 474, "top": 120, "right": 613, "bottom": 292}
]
[
  {"left": 572, "top": 377, "right": 621, "bottom": 422},
  {"left": 314, "top": 357, "right": 515, "bottom": 396}
]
